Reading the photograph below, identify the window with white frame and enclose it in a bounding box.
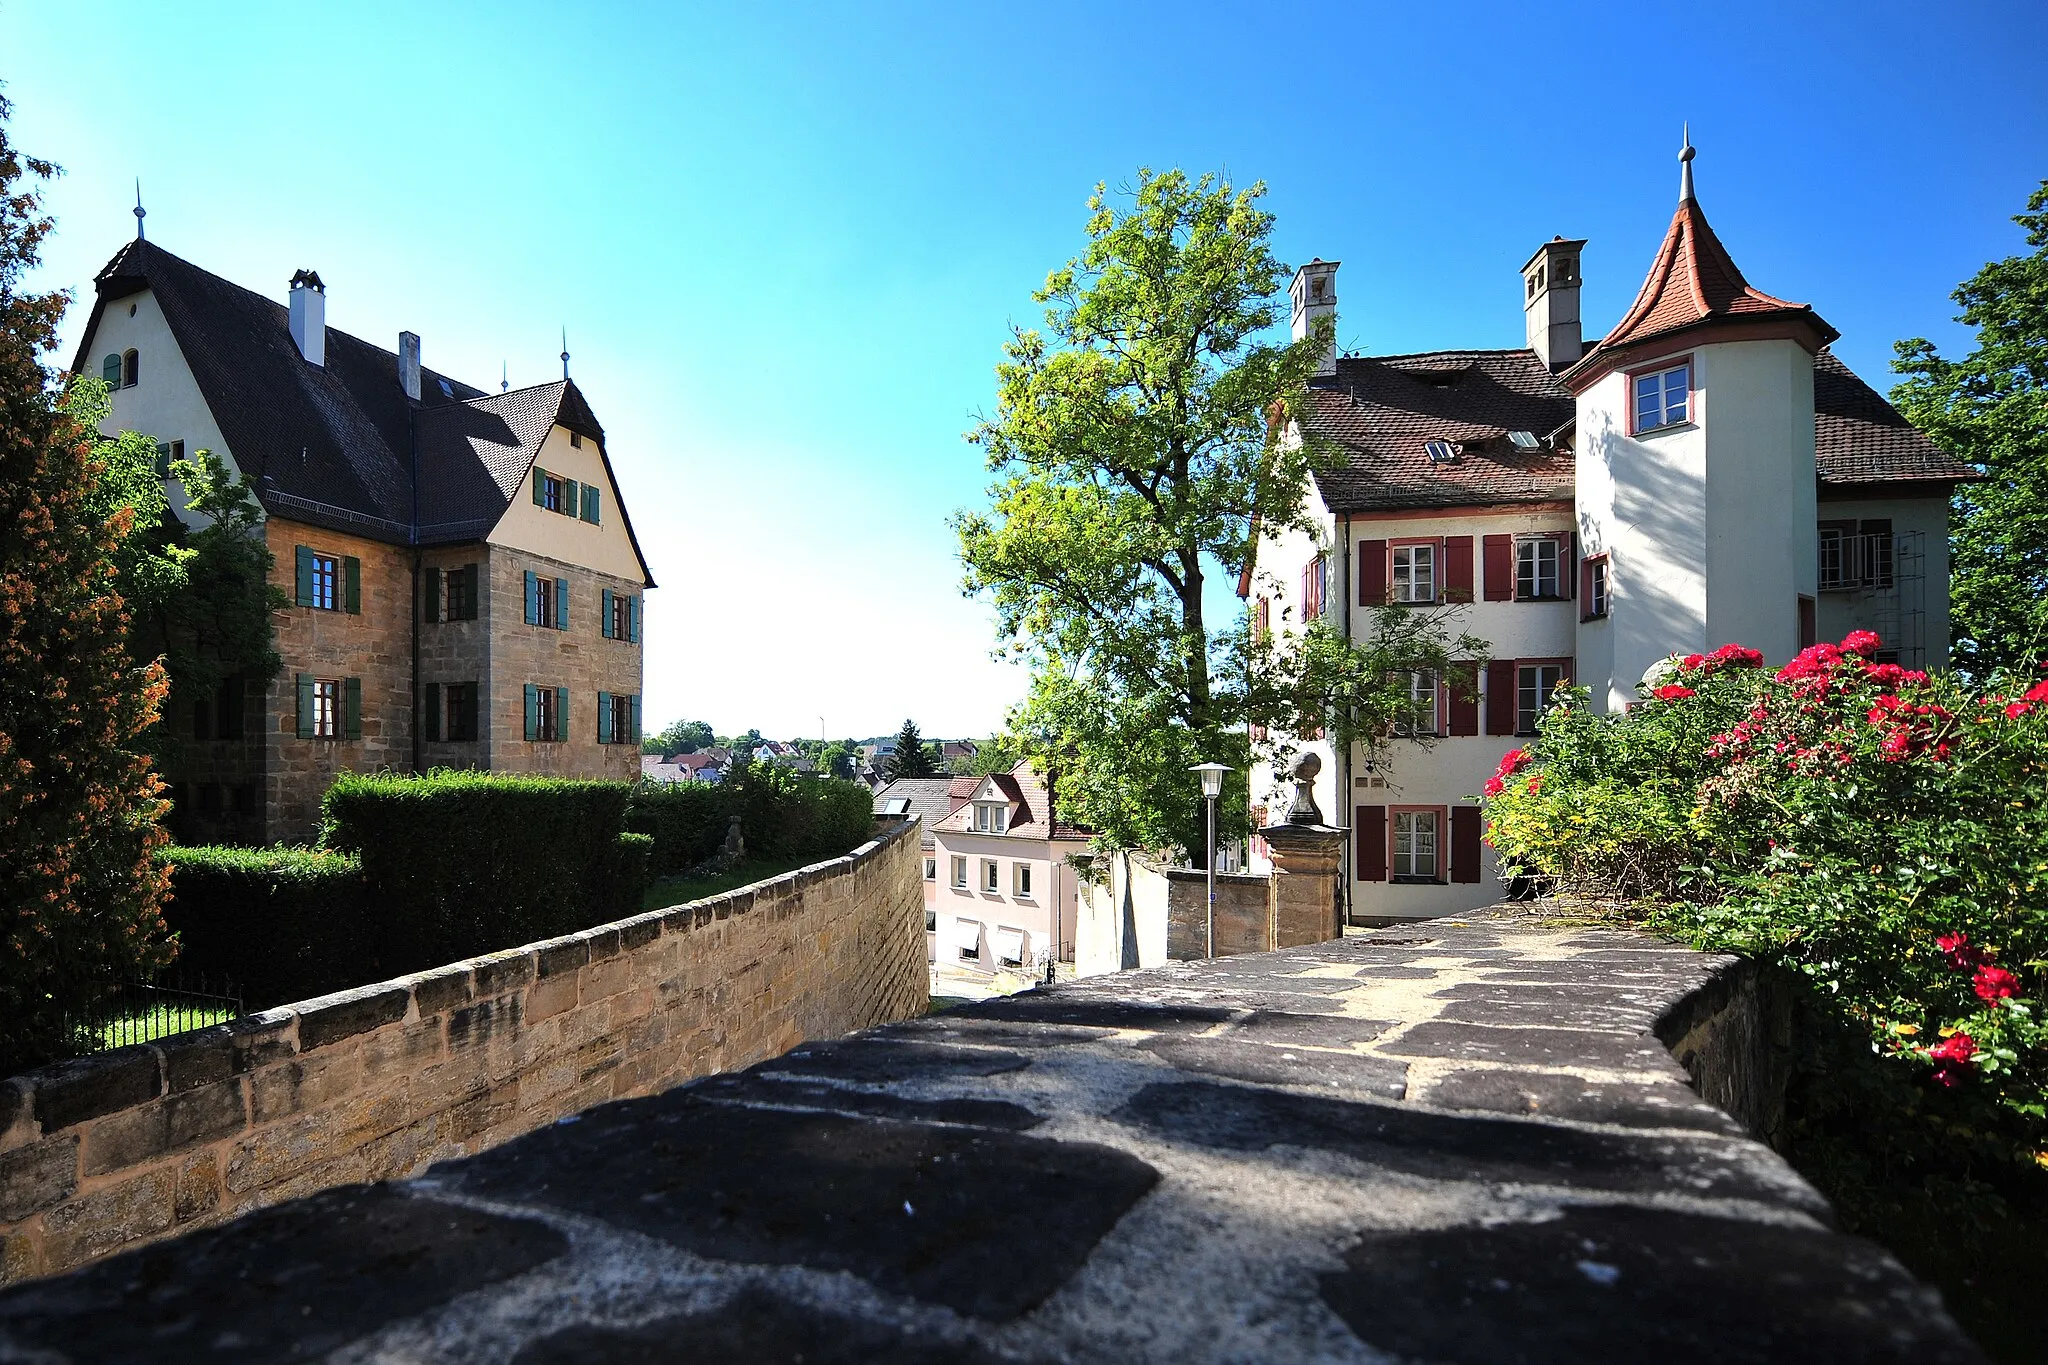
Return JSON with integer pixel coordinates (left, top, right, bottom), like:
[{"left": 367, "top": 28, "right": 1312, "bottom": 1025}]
[
  {"left": 1393, "top": 810, "right": 1439, "bottom": 881},
  {"left": 1395, "top": 670, "right": 1438, "bottom": 736},
  {"left": 308, "top": 553, "right": 338, "bottom": 611},
  {"left": 983, "top": 859, "right": 1000, "bottom": 893},
  {"left": 951, "top": 856, "right": 967, "bottom": 889},
  {"left": 1517, "top": 663, "right": 1567, "bottom": 734},
  {"left": 1391, "top": 544, "right": 1435, "bottom": 604},
  {"left": 1014, "top": 862, "right": 1033, "bottom": 897},
  {"left": 1633, "top": 361, "right": 1690, "bottom": 433},
  {"left": 310, "top": 678, "right": 342, "bottom": 739},
  {"left": 1516, "top": 537, "right": 1561, "bottom": 600},
  {"left": 923, "top": 857, "right": 936, "bottom": 882},
  {"left": 972, "top": 801, "right": 1007, "bottom": 833},
  {"left": 1586, "top": 557, "right": 1609, "bottom": 618},
  {"left": 926, "top": 909, "right": 937, "bottom": 933}
]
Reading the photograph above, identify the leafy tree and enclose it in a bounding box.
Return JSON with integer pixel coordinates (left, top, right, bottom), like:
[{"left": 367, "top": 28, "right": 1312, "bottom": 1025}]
[
  {"left": 958, "top": 734, "right": 1025, "bottom": 776},
  {"left": 820, "top": 739, "right": 861, "bottom": 780},
  {"left": 1892, "top": 181, "right": 2048, "bottom": 678},
  {"left": 644, "top": 718, "right": 714, "bottom": 756},
  {"left": 884, "top": 718, "right": 939, "bottom": 779},
  {"left": 0, "top": 99, "right": 175, "bottom": 1069},
  {"left": 957, "top": 168, "right": 1469, "bottom": 854}
]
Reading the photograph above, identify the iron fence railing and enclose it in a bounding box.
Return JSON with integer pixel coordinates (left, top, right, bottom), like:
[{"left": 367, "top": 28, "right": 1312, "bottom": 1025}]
[{"left": 65, "top": 975, "right": 245, "bottom": 1055}]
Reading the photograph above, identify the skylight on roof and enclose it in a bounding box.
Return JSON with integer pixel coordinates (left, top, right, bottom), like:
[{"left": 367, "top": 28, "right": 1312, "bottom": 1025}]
[
  {"left": 883, "top": 797, "right": 912, "bottom": 815},
  {"left": 1509, "top": 430, "right": 1540, "bottom": 450},
  {"left": 1425, "top": 440, "right": 1459, "bottom": 464},
  {"left": 437, "top": 377, "right": 454, "bottom": 398}
]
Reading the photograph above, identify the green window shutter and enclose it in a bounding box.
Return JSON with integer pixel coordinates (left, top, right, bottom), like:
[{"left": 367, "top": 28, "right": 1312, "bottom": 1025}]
[
  {"left": 524, "top": 683, "right": 539, "bottom": 741},
  {"left": 630, "top": 694, "right": 641, "bottom": 743},
  {"left": 344, "top": 677, "right": 362, "bottom": 739},
  {"left": 555, "top": 687, "right": 570, "bottom": 742},
  {"left": 555, "top": 578, "right": 569, "bottom": 631},
  {"left": 422, "top": 566, "right": 442, "bottom": 624},
  {"left": 629, "top": 597, "right": 640, "bottom": 644},
  {"left": 582, "top": 485, "right": 600, "bottom": 524},
  {"left": 465, "top": 681, "right": 481, "bottom": 739},
  {"left": 524, "top": 570, "right": 539, "bottom": 625},
  {"left": 295, "top": 546, "right": 314, "bottom": 607},
  {"left": 154, "top": 442, "right": 172, "bottom": 477},
  {"left": 343, "top": 557, "right": 361, "bottom": 614},
  {"left": 562, "top": 479, "right": 578, "bottom": 516},
  {"left": 423, "top": 681, "right": 441, "bottom": 742},
  {"left": 532, "top": 467, "right": 546, "bottom": 506},
  {"left": 601, "top": 588, "right": 614, "bottom": 638},
  {"left": 598, "top": 690, "right": 613, "bottom": 745},
  {"left": 102, "top": 354, "right": 122, "bottom": 386},
  {"left": 296, "top": 673, "right": 314, "bottom": 738}
]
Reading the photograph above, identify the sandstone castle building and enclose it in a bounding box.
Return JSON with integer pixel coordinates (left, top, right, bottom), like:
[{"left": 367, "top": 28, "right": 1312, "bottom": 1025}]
[
  {"left": 1251, "top": 145, "right": 1977, "bottom": 921},
  {"left": 74, "top": 238, "right": 654, "bottom": 841}
]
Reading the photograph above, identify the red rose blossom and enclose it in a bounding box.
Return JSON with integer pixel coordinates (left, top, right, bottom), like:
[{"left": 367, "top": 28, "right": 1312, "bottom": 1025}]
[
  {"left": 1482, "top": 776, "right": 1504, "bottom": 798},
  {"left": 1929, "top": 1032, "right": 1977, "bottom": 1065},
  {"left": 1973, "top": 965, "right": 2020, "bottom": 1002},
  {"left": 2025, "top": 680, "right": 2048, "bottom": 705},
  {"left": 1841, "top": 629, "right": 1882, "bottom": 656},
  {"left": 1936, "top": 932, "right": 1988, "bottom": 971},
  {"left": 1652, "top": 684, "right": 1695, "bottom": 701},
  {"left": 1495, "top": 748, "right": 1531, "bottom": 780}
]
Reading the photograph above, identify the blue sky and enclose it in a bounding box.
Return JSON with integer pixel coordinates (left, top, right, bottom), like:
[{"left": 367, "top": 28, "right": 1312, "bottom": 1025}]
[{"left": 9, "top": 1, "right": 2045, "bottom": 742}]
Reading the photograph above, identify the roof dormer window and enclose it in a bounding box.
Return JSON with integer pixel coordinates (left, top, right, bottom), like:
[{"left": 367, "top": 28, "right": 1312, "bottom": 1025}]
[{"left": 972, "top": 801, "right": 1007, "bottom": 834}]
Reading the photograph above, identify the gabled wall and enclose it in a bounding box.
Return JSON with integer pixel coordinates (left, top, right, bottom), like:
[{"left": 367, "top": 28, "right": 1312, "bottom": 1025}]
[{"left": 488, "top": 426, "right": 648, "bottom": 585}]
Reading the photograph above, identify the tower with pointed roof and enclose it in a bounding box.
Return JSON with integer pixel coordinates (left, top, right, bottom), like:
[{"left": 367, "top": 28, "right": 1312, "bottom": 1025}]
[{"left": 1563, "top": 137, "right": 1834, "bottom": 708}]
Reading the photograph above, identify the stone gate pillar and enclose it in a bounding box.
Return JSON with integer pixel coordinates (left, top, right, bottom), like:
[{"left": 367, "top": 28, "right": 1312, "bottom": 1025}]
[{"left": 1260, "top": 752, "right": 1346, "bottom": 948}]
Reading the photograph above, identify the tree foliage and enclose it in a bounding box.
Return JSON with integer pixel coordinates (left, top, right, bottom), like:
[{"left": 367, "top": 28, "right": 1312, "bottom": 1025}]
[
  {"left": 0, "top": 99, "right": 175, "bottom": 1070},
  {"left": 1893, "top": 180, "right": 2048, "bottom": 678},
  {"left": 884, "top": 718, "right": 938, "bottom": 779},
  {"left": 958, "top": 168, "right": 1473, "bottom": 854},
  {"left": 644, "top": 717, "right": 714, "bottom": 756}
]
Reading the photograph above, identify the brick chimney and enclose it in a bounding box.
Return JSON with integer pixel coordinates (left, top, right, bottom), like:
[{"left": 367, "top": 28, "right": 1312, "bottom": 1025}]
[
  {"left": 288, "top": 270, "right": 326, "bottom": 367},
  {"left": 1521, "top": 238, "right": 1585, "bottom": 370},
  {"left": 1290, "top": 259, "right": 1339, "bottom": 379}
]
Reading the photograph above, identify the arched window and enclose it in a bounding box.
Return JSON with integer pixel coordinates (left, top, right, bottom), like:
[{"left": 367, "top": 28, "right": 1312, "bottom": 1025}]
[
  {"left": 102, "top": 354, "right": 122, "bottom": 386},
  {"left": 122, "top": 349, "right": 140, "bottom": 387}
]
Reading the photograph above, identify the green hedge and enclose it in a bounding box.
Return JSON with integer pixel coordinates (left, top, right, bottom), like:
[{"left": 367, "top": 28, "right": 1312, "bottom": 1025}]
[
  {"left": 161, "top": 846, "right": 367, "bottom": 1009},
  {"left": 626, "top": 762, "right": 876, "bottom": 876},
  {"left": 320, "top": 771, "right": 645, "bottom": 977}
]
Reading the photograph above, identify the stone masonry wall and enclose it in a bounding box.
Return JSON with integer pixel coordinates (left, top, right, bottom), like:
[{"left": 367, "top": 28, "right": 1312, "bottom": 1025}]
[
  {"left": 0, "top": 818, "right": 926, "bottom": 1286},
  {"left": 487, "top": 545, "right": 643, "bottom": 780},
  {"left": 263, "top": 518, "right": 415, "bottom": 839},
  {"left": 416, "top": 545, "right": 494, "bottom": 772},
  {"left": 1160, "top": 864, "right": 1270, "bottom": 959}
]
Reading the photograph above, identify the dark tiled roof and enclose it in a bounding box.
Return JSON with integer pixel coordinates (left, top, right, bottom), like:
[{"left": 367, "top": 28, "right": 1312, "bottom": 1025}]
[
  {"left": 1307, "top": 351, "right": 1577, "bottom": 512},
  {"left": 1814, "top": 351, "right": 1978, "bottom": 486},
  {"left": 1309, "top": 347, "right": 1975, "bottom": 512},
  {"left": 932, "top": 766, "right": 1091, "bottom": 842},
  {"left": 873, "top": 778, "right": 968, "bottom": 850},
  {"left": 73, "top": 241, "right": 653, "bottom": 579}
]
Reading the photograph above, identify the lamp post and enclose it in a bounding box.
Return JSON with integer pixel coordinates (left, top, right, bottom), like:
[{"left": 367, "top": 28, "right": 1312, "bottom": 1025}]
[{"left": 1190, "top": 763, "right": 1232, "bottom": 959}]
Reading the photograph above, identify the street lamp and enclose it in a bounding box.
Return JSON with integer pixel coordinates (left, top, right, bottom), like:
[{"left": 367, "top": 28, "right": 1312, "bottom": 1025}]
[{"left": 1189, "top": 762, "right": 1233, "bottom": 959}]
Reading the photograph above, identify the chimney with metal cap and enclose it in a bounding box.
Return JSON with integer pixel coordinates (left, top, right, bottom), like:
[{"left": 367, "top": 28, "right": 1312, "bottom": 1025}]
[
  {"left": 288, "top": 270, "right": 326, "bottom": 367},
  {"left": 1290, "top": 259, "right": 1339, "bottom": 378},
  {"left": 398, "top": 331, "right": 421, "bottom": 402},
  {"left": 1521, "top": 237, "right": 1586, "bottom": 370}
]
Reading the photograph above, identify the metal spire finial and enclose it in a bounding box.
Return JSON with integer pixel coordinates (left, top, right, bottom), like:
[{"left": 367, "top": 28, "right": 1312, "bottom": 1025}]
[
  {"left": 501, "top": 360, "right": 509, "bottom": 393},
  {"left": 560, "top": 327, "right": 570, "bottom": 380},
  {"left": 1679, "top": 123, "right": 1696, "bottom": 203},
  {"left": 133, "top": 179, "right": 146, "bottom": 240}
]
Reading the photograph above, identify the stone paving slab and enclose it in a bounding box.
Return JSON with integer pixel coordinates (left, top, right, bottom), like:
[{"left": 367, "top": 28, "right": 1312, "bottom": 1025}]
[{"left": 0, "top": 909, "right": 1987, "bottom": 1363}]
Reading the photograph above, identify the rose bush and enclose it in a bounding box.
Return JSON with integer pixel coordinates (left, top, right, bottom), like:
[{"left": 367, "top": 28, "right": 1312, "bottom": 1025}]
[{"left": 1484, "top": 630, "right": 2048, "bottom": 1145}]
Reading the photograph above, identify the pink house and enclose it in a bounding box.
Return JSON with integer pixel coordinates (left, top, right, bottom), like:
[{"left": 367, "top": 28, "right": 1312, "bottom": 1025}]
[{"left": 926, "top": 764, "right": 1090, "bottom": 973}]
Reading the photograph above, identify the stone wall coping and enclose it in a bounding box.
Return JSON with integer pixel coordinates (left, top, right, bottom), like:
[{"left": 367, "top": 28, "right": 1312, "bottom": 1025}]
[
  {"left": 0, "top": 817, "right": 919, "bottom": 1152},
  {"left": 0, "top": 905, "right": 1984, "bottom": 1362}
]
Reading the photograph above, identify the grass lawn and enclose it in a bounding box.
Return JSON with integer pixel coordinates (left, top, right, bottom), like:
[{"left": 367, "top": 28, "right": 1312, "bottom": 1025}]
[
  {"left": 92, "top": 1003, "right": 238, "bottom": 1051},
  {"left": 640, "top": 854, "right": 827, "bottom": 913}
]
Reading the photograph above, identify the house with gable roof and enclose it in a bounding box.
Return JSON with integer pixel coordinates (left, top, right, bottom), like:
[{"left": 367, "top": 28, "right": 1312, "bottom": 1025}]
[
  {"left": 1252, "top": 144, "right": 1978, "bottom": 924},
  {"left": 73, "top": 238, "right": 656, "bottom": 842},
  {"left": 926, "top": 764, "right": 1090, "bottom": 972}
]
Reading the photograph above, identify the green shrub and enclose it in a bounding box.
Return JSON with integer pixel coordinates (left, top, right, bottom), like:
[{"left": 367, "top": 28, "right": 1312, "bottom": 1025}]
[
  {"left": 1484, "top": 633, "right": 2048, "bottom": 1153},
  {"left": 625, "top": 762, "right": 875, "bottom": 874},
  {"left": 161, "top": 845, "right": 366, "bottom": 1009},
  {"left": 320, "top": 770, "right": 635, "bottom": 976}
]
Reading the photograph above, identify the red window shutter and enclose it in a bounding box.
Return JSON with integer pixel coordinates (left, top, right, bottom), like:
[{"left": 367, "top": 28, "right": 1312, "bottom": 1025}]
[
  {"left": 1355, "top": 805, "right": 1387, "bottom": 882},
  {"left": 1482, "top": 535, "right": 1514, "bottom": 601},
  {"left": 1798, "top": 595, "right": 1817, "bottom": 648},
  {"left": 1450, "top": 806, "right": 1482, "bottom": 884},
  {"left": 1446, "top": 662, "right": 1479, "bottom": 737},
  {"left": 1445, "top": 536, "right": 1474, "bottom": 602},
  {"left": 1359, "top": 540, "right": 1387, "bottom": 606},
  {"left": 1566, "top": 533, "right": 1579, "bottom": 599},
  {"left": 1580, "top": 556, "right": 1593, "bottom": 605},
  {"left": 1486, "top": 660, "right": 1518, "bottom": 736}
]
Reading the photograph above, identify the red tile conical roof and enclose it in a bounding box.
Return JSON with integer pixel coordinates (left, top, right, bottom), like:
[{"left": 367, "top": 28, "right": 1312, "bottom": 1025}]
[{"left": 1564, "top": 150, "right": 1835, "bottom": 390}]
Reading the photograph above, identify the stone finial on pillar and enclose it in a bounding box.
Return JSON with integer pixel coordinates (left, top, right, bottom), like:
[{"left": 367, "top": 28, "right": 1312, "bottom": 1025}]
[
  {"left": 1260, "top": 816, "right": 1346, "bottom": 949},
  {"left": 1285, "top": 751, "right": 1324, "bottom": 826}
]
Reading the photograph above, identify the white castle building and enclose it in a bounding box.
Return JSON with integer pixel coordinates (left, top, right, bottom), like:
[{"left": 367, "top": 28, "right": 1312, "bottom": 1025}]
[{"left": 1251, "top": 144, "right": 1977, "bottom": 924}]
